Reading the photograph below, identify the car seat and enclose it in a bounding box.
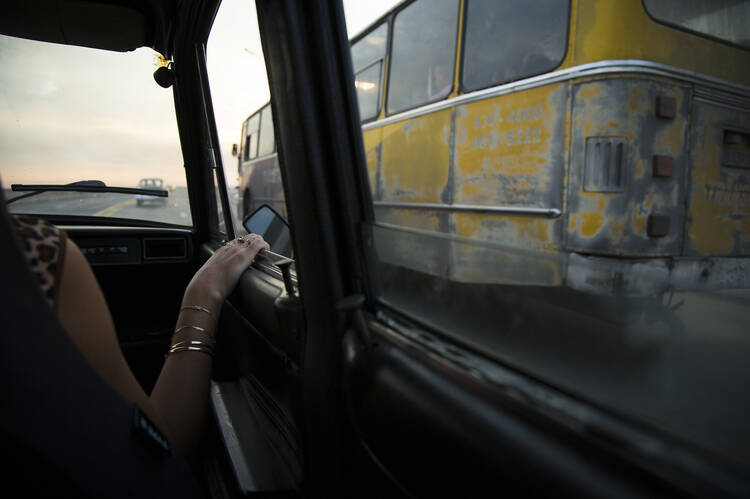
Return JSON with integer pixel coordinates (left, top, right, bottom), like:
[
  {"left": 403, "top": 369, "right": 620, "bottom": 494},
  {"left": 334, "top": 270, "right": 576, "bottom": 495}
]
[{"left": 0, "top": 182, "right": 204, "bottom": 498}]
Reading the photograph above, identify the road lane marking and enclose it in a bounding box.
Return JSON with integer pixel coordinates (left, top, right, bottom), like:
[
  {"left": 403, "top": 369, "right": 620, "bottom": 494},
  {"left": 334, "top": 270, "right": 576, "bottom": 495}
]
[{"left": 94, "top": 198, "right": 136, "bottom": 217}]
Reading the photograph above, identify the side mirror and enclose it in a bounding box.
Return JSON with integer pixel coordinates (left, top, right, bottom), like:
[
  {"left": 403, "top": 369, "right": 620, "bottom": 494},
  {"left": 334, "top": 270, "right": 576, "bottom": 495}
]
[
  {"left": 232, "top": 143, "right": 239, "bottom": 156},
  {"left": 243, "top": 204, "right": 292, "bottom": 257}
]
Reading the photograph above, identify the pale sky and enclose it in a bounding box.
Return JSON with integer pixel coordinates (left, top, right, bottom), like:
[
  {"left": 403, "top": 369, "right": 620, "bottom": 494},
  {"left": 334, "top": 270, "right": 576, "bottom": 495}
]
[
  {"left": 0, "top": 0, "right": 401, "bottom": 190},
  {"left": 209, "top": 0, "right": 402, "bottom": 190}
]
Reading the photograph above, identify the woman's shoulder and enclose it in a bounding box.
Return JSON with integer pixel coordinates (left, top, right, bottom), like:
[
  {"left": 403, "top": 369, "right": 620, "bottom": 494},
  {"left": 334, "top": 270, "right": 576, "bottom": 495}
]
[{"left": 11, "top": 214, "right": 67, "bottom": 309}]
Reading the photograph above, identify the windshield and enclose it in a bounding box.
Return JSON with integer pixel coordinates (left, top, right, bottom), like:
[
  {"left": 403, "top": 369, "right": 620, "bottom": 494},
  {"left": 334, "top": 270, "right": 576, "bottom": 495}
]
[{"left": 0, "top": 35, "right": 191, "bottom": 226}]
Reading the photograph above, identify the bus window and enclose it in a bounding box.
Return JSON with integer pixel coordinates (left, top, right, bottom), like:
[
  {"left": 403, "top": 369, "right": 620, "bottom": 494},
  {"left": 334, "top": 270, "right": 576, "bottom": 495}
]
[
  {"left": 258, "top": 105, "right": 275, "bottom": 157},
  {"left": 354, "top": 62, "right": 382, "bottom": 121},
  {"left": 352, "top": 23, "right": 387, "bottom": 71},
  {"left": 352, "top": 23, "right": 387, "bottom": 121},
  {"left": 245, "top": 113, "right": 259, "bottom": 160},
  {"left": 461, "top": 0, "right": 569, "bottom": 92},
  {"left": 387, "top": 0, "right": 459, "bottom": 114},
  {"left": 644, "top": 0, "right": 750, "bottom": 49}
]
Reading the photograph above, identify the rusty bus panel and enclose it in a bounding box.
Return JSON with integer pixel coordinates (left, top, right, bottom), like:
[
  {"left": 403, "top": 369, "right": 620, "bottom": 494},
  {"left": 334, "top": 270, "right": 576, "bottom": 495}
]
[
  {"left": 373, "top": 222, "right": 564, "bottom": 287},
  {"left": 448, "top": 218, "right": 564, "bottom": 285},
  {"left": 376, "top": 108, "right": 453, "bottom": 234},
  {"left": 565, "top": 78, "right": 690, "bottom": 257},
  {"left": 685, "top": 100, "right": 750, "bottom": 257},
  {"left": 363, "top": 126, "right": 383, "bottom": 202},
  {"left": 453, "top": 84, "right": 567, "bottom": 211},
  {"left": 451, "top": 84, "right": 567, "bottom": 259}
]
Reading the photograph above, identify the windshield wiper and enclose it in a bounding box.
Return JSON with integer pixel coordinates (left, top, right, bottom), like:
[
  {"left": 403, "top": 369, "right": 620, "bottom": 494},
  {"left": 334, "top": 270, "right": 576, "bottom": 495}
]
[{"left": 7, "top": 180, "right": 168, "bottom": 204}]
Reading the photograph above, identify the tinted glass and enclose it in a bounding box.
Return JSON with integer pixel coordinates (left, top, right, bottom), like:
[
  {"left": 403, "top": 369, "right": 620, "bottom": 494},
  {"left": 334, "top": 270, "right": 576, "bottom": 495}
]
[
  {"left": 462, "top": 0, "right": 569, "bottom": 91},
  {"left": 644, "top": 0, "right": 750, "bottom": 49},
  {"left": 213, "top": 168, "right": 227, "bottom": 236},
  {"left": 258, "top": 105, "right": 275, "bottom": 157},
  {"left": 387, "top": 0, "right": 459, "bottom": 114},
  {"left": 352, "top": 23, "right": 387, "bottom": 73},
  {"left": 352, "top": 23, "right": 388, "bottom": 121},
  {"left": 349, "top": 0, "right": 750, "bottom": 476},
  {"left": 355, "top": 62, "right": 383, "bottom": 121},
  {"left": 245, "top": 113, "right": 259, "bottom": 160}
]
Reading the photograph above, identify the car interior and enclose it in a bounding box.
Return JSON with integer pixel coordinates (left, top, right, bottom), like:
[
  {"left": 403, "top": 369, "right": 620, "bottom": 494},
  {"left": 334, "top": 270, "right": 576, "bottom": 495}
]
[{"left": 1, "top": 1, "right": 748, "bottom": 498}]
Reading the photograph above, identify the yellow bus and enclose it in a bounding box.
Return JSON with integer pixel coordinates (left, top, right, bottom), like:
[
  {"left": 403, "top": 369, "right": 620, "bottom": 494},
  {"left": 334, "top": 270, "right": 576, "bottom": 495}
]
[
  {"left": 234, "top": 102, "right": 285, "bottom": 219},
  {"left": 240, "top": 0, "right": 750, "bottom": 296}
]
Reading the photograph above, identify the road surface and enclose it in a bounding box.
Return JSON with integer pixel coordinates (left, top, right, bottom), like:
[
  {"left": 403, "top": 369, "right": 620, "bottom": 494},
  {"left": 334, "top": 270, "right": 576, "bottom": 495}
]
[{"left": 6, "top": 188, "right": 193, "bottom": 226}]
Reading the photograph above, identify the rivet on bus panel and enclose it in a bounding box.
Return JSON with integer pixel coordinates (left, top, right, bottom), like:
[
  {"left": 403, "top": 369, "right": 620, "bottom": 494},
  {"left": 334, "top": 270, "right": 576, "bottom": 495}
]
[
  {"left": 655, "top": 95, "right": 676, "bottom": 119},
  {"left": 647, "top": 214, "right": 670, "bottom": 237},
  {"left": 652, "top": 155, "right": 675, "bottom": 177}
]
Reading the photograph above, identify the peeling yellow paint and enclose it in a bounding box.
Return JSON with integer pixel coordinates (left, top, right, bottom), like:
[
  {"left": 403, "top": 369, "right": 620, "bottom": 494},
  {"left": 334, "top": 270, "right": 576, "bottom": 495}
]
[
  {"left": 381, "top": 109, "right": 452, "bottom": 204},
  {"left": 628, "top": 86, "right": 646, "bottom": 114},
  {"left": 362, "top": 127, "right": 382, "bottom": 196},
  {"left": 461, "top": 183, "right": 479, "bottom": 198},
  {"left": 686, "top": 100, "right": 750, "bottom": 255},
  {"left": 571, "top": 0, "right": 750, "bottom": 85},
  {"left": 577, "top": 84, "right": 602, "bottom": 100},
  {"left": 632, "top": 204, "right": 647, "bottom": 237},
  {"left": 580, "top": 212, "right": 604, "bottom": 237},
  {"left": 610, "top": 220, "right": 626, "bottom": 238},
  {"left": 357, "top": 0, "right": 749, "bottom": 286},
  {"left": 635, "top": 161, "right": 645, "bottom": 179},
  {"left": 569, "top": 213, "right": 580, "bottom": 232}
]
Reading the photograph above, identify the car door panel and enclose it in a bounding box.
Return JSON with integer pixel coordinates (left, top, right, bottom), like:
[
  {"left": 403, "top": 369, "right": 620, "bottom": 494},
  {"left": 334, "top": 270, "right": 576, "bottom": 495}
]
[
  {"left": 342, "top": 321, "right": 686, "bottom": 498},
  {"left": 198, "top": 242, "right": 304, "bottom": 497}
]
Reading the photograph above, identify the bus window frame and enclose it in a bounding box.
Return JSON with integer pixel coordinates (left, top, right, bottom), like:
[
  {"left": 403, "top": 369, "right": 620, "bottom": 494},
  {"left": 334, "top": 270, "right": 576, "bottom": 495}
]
[
  {"left": 354, "top": 58, "right": 385, "bottom": 122},
  {"left": 350, "top": 19, "right": 390, "bottom": 124},
  {"left": 641, "top": 0, "right": 750, "bottom": 52},
  {"left": 384, "top": 0, "right": 461, "bottom": 117},
  {"left": 247, "top": 112, "right": 260, "bottom": 161},
  {"left": 258, "top": 104, "right": 277, "bottom": 157},
  {"left": 458, "top": 0, "right": 572, "bottom": 94}
]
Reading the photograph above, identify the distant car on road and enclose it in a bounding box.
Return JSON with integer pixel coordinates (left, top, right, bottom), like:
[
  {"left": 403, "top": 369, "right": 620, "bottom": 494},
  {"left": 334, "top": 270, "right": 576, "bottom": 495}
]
[{"left": 135, "top": 178, "right": 168, "bottom": 206}]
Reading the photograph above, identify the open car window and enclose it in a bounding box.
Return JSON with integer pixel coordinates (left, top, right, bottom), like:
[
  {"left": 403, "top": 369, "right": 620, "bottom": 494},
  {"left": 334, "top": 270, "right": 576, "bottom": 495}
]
[
  {"left": 345, "top": 0, "right": 750, "bottom": 489},
  {"left": 0, "top": 35, "right": 191, "bottom": 226}
]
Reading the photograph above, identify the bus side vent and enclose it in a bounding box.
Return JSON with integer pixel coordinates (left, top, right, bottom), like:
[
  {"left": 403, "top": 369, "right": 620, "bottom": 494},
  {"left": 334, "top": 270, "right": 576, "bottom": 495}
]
[{"left": 583, "top": 137, "right": 626, "bottom": 193}]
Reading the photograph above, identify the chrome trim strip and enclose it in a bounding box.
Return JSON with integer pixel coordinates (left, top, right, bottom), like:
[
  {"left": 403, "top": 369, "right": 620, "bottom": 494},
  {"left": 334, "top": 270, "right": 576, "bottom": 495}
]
[
  {"left": 253, "top": 250, "right": 298, "bottom": 285},
  {"left": 374, "top": 201, "right": 561, "bottom": 218},
  {"left": 58, "top": 225, "right": 193, "bottom": 234},
  {"left": 363, "top": 59, "right": 750, "bottom": 130},
  {"left": 694, "top": 86, "right": 750, "bottom": 111},
  {"left": 210, "top": 382, "right": 255, "bottom": 495}
]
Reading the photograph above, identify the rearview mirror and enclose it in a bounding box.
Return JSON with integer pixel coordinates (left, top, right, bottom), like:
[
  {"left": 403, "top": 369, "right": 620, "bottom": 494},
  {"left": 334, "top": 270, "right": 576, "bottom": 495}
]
[{"left": 243, "top": 204, "right": 292, "bottom": 257}]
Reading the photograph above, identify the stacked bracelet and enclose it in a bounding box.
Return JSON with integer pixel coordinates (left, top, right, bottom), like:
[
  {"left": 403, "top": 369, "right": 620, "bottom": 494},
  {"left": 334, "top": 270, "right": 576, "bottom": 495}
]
[
  {"left": 181, "top": 305, "right": 213, "bottom": 315},
  {"left": 173, "top": 324, "right": 214, "bottom": 341},
  {"left": 169, "top": 305, "right": 216, "bottom": 358},
  {"left": 166, "top": 340, "right": 214, "bottom": 358},
  {"left": 174, "top": 324, "right": 208, "bottom": 334}
]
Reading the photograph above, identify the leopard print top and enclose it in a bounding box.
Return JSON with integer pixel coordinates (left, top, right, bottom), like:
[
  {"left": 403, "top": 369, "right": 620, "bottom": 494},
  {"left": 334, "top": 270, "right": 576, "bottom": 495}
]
[{"left": 11, "top": 215, "right": 67, "bottom": 310}]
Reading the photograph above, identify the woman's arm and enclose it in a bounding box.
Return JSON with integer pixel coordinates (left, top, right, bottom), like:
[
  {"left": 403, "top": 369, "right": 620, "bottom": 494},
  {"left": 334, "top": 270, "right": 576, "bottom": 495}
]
[
  {"left": 150, "top": 234, "right": 269, "bottom": 456},
  {"left": 56, "top": 234, "right": 269, "bottom": 458}
]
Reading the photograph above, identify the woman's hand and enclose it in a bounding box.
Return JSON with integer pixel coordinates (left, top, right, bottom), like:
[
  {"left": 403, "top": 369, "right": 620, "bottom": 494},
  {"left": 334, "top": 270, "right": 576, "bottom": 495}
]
[{"left": 184, "top": 233, "right": 270, "bottom": 308}]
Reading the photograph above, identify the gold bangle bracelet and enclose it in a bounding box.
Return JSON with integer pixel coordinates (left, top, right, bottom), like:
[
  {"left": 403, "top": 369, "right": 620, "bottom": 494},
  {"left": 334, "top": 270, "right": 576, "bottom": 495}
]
[
  {"left": 174, "top": 325, "right": 208, "bottom": 334},
  {"left": 166, "top": 345, "right": 214, "bottom": 358},
  {"left": 181, "top": 305, "right": 213, "bottom": 315},
  {"left": 166, "top": 340, "right": 214, "bottom": 358}
]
